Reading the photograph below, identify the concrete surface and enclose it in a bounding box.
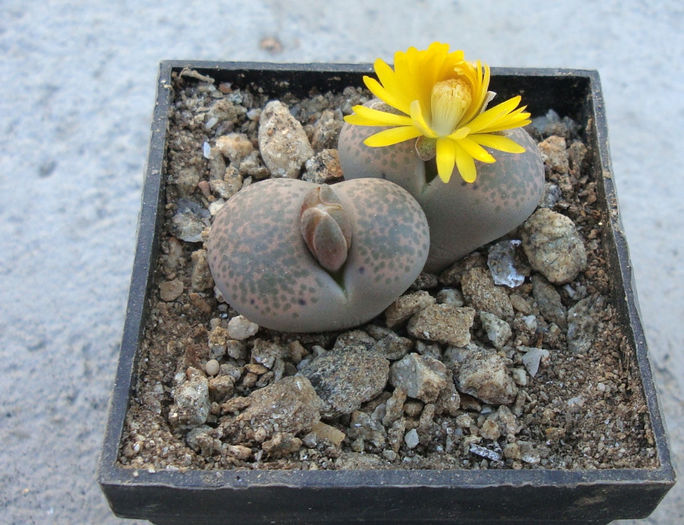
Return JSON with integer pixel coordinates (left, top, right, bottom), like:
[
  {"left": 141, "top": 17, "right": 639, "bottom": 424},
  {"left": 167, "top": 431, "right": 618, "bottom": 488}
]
[{"left": 0, "top": 1, "right": 681, "bottom": 523}]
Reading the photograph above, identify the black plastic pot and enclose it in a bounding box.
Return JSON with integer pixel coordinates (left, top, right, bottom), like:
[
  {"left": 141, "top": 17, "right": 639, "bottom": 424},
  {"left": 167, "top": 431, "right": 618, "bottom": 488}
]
[{"left": 98, "top": 61, "right": 675, "bottom": 524}]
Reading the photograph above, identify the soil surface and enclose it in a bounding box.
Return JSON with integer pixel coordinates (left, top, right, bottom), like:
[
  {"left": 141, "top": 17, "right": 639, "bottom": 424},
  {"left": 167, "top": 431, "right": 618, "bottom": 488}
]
[{"left": 117, "top": 72, "right": 658, "bottom": 473}]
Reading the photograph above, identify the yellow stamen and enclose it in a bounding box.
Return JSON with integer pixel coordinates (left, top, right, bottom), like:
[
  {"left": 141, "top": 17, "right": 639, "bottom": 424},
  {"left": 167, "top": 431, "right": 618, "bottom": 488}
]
[{"left": 430, "top": 79, "right": 472, "bottom": 136}]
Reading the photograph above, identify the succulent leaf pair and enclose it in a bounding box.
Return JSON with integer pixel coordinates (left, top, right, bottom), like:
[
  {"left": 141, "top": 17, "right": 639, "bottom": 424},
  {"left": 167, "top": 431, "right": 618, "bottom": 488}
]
[{"left": 207, "top": 43, "right": 544, "bottom": 332}]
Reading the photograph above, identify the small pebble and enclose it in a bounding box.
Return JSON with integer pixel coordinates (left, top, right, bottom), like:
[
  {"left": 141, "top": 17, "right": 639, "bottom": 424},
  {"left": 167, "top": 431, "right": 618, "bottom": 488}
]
[
  {"left": 520, "top": 347, "right": 550, "bottom": 378},
  {"left": 227, "top": 315, "right": 259, "bottom": 340},
  {"left": 159, "top": 279, "right": 184, "bottom": 302},
  {"left": 404, "top": 429, "right": 420, "bottom": 449},
  {"left": 521, "top": 208, "right": 587, "bottom": 285},
  {"left": 205, "top": 359, "right": 220, "bottom": 376}
]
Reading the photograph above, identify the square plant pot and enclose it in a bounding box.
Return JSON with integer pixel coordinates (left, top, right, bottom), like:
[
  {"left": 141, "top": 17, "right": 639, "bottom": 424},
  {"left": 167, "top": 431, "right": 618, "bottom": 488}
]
[{"left": 98, "top": 61, "right": 675, "bottom": 524}]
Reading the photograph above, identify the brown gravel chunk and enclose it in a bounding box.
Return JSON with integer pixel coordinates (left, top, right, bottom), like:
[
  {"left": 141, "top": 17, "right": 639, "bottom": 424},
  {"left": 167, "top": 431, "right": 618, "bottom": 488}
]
[
  {"left": 159, "top": 279, "right": 184, "bottom": 302},
  {"left": 309, "top": 421, "right": 346, "bottom": 447},
  {"left": 461, "top": 267, "right": 514, "bottom": 321},
  {"left": 258, "top": 100, "right": 313, "bottom": 178},
  {"left": 222, "top": 376, "right": 322, "bottom": 443},
  {"left": 407, "top": 304, "right": 475, "bottom": 346},
  {"left": 190, "top": 249, "right": 213, "bottom": 291},
  {"left": 457, "top": 351, "right": 518, "bottom": 405},
  {"left": 384, "top": 290, "right": 436, "bottom": 328},
  {"left": 538, "top": 135, "right": 569, "bottom": 173},
  {"left": 389, "top": 353, "right": 448, "bottom": 403},
  {"left": 216, "top": 133, "right": 254, "bottom": 164}
]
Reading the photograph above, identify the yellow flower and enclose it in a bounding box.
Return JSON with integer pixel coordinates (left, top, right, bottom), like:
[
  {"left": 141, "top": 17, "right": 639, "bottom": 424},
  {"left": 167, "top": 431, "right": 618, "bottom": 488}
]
[{"left": 344, "top": 42, "right": 532, "bottom": 183}]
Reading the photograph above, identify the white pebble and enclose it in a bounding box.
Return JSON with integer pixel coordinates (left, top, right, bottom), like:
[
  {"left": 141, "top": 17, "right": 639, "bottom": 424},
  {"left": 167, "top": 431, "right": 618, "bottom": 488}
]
[
  {"left": 205, "top": 359, "right": 220, "bottom": 376},
  {"left": 404, "top": 429, "right": 419, "bottom": 449},
  {"left": 227, "top": 315, "right": 259, "bottom": 340}
]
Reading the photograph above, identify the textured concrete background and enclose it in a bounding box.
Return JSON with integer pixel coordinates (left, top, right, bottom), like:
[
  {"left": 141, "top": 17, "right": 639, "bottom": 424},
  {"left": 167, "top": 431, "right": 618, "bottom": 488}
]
[{"left": 0, "top": 1, "right": 681, "bottom": 523}]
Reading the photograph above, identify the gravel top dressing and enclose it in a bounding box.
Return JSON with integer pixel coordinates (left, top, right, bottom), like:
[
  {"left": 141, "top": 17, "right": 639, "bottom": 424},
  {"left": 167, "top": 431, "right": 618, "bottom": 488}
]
[{"left": 118, "top": 71, "right": 658, "bottom": 473}]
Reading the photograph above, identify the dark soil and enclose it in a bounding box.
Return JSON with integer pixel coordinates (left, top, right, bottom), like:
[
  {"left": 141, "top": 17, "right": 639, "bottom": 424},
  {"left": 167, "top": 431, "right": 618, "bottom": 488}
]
[{"left": 117, "top": 71, "right": 658, "bottom": 473}]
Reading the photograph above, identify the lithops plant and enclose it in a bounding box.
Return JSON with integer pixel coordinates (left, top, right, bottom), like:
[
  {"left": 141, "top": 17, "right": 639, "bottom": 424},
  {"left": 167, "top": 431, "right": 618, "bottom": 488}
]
[
  {"left": 206, "top": 178, "right": 429, "bottom": 332},
  {"left": 339, "top": 43, "right": 544, "bottom": 272}
]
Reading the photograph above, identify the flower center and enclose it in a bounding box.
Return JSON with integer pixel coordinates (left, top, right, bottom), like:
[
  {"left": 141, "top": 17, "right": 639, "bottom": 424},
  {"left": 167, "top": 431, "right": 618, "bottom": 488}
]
[{"left": 430, "top": 78, "right": 472, "bottom": 136}]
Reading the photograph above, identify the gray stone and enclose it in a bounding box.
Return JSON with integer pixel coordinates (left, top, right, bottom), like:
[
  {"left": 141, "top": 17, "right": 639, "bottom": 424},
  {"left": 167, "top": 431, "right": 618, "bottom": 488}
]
[
  {"left": 540, "top": 182, "right": 562, "bottom": 208},
  {"left": 170, "top": 373, "right": 210, "bottom": 427},
  {"left": 302, "top": 148, "right": 343, "bottom": 183},
  {"left": 521, "top": 208, "right": 587, "bottom": 284},
  {"left": 487, "top": 239, "right": 526, "bottom": 288},
  {"left": 250, "top": 339, "right": 285, "bottom": 369},
  {"left": 258, "top": 100, "right": 314, "bottom": 178},
  {"left": 332, "top": 329, "right": 376, "bottom": 352},
  {"left": 531, "top": 274, "right": 567, "bottom": 328},
  {"left": 414, "top": 340, "right": 442, "bottom": 360},
  {"left": 461, "top": 267, "right": 514, "bottom": 321},
  {"left": 347, "top": 411, "right": 386, "bottom": 447},
  {"left": 469, "top": 443, "right": 501, "bottom": 462},
  {"left": 190, "top": 249, "right": 213, "bottom": 291},
  {"left": 435, "top": 372, "right": 461, "bottom": 416},
  {"left": 519, "top": 346, "right": 550, "bottom": 377},
  {"left": 382, "top": 388, "right": 407, "bottom": 426},
  {"left": 479, "top": 311, "right": 512, "bottom": 349},
  {"left": 185, "top": 425, "right": 221, "bottom": 455},
  {"left": 299, "top": 349, "right": 389, "bottom": 418},
  {"left": 384, "top": 290, "right": 436, "bottom": 328},
  {"left": 172, "top": 166, "right": 200, "bottom": 197},
  {"left": 311, "top": 109, "right": 343, "bottom": 150},
  {"left": 225, "top": 339, "right": 247, "bottom": 360},
  {"left": 410, "top": 272, "right": 440, "bottom": 291},
  {"left": 567, "top": 295, "right": 604, "bottom": 353},
  {"left": 172, "top": 198, "right": 210, "bottom": 242},
  {"left": 389, "top": 353, "right": 448, "bottom": 403},
  {"left": 204, "top": 359, "right": 220, "bottom": 376},
  {"left": 457, "top": 351, "right": 518, "bottom": 405},
  {"left": 404, "top": 428, "right": 420, "bottom": 449},
  {"left": 407, "top": 304, "right": 475, "bottom": 347},
  {"left": 436, "top": 287, "right": 464, "bottom": 306},
  {"left": 372, "top": 332, "right": 413, "bottom": 361}
]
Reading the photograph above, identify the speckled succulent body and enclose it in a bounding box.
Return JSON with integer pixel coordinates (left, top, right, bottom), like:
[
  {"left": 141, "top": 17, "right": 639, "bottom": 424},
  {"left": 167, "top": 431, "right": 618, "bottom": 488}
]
[
  {"left": 339, "top": 103, "right": 544, "bottom": 272},
  {"left": 207, "top": 178, "right": 429, "bottom": 332}
]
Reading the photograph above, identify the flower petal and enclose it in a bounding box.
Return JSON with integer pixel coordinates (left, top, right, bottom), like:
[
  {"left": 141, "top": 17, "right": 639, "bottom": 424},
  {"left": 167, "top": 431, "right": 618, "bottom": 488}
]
[
  {"left": 457, "top": 136, "right": 496, "bottom": 163},
  {"left": 471, "top": 133, "right": 526, "bottom": 153},
  {"left": 454, "top": 142, "right": 477, "bottom": 183},
  {"left": 409, "top": 99, "right": 438, "bottom": 138},
  {"left": 435, "top": 138, "right": 457, "bottom": 183},
  {"left": 373, "top": 58, "right": 398, "bottom": 93},
  {"left": 363, "top": 126, "right": 423, "bottom": 147},
  {"left": 363, "top": 76, "right": 410, "bottom": 114},
  {"left": 346, "top": 105, "right": 413, "bottom": 127},
  {"left": 465, "top": 96, "right": 526, "bottom": 134}
]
